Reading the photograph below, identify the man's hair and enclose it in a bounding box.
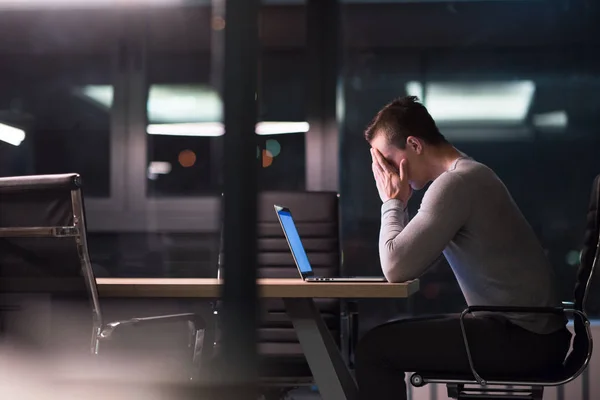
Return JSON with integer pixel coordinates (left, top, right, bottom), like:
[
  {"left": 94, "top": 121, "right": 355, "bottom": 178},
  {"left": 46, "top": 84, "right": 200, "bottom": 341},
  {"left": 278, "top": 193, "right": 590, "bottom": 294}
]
[{"left": 364, "top": 96, "right": 447, "bottom": 149}]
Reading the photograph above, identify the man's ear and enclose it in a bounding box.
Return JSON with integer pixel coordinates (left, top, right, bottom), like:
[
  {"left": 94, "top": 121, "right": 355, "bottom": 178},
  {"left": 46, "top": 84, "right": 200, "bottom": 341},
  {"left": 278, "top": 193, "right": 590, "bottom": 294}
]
[{"left": 406, "top": 136, "right": 422, "bottom": 154}]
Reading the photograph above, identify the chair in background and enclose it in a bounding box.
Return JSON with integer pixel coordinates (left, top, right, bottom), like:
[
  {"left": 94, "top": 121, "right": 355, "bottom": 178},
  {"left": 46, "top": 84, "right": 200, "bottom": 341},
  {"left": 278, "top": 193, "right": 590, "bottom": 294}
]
[
  {"left": 410, "top": 174, "right": 600, "bottom": 400},
  {"left": 0, "top": 173, "right": 210, "bottom": 379},
  {"left": 214, "top": 191, "right": 352, "bottom": 399}
]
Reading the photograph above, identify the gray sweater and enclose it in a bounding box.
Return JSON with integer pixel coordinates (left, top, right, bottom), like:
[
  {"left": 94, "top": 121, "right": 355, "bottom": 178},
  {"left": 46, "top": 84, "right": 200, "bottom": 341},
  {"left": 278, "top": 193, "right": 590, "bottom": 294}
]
[{"left": 380, "top": 156, "right": 565, "bottom": 334}]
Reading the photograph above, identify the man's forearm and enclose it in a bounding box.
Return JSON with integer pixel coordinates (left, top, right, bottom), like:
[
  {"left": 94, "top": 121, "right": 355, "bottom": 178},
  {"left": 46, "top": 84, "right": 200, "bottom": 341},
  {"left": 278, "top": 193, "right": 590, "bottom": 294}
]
[
  {"left": 379, "top": 199, "right": 411, "bottom": 281},
  {"left": 378, "top": 171, "right": 470, "bottom": 282}
]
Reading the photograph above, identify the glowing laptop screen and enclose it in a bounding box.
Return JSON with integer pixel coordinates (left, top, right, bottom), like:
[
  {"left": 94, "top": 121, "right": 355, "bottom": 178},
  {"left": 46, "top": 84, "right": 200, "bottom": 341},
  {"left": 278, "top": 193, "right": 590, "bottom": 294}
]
[{"left": 276, "top": 209, "right": 313, "bottom": 275}]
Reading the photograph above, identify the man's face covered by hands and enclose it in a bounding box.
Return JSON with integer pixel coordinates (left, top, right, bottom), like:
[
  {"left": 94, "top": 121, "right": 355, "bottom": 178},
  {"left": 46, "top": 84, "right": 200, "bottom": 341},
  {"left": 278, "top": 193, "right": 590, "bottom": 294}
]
[
  {"left": 369, "top": 136, "right": 413, "bottom": 204},
  {"left": 370, "top": 133, "right": 431, "bottom": 192}
]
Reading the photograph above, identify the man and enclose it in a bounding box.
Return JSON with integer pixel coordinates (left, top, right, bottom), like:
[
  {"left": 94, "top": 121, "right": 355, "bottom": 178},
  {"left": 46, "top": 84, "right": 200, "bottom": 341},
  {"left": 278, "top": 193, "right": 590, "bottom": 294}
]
[{"left": 356, "top": 96, "right": 571, "bottom": 400}]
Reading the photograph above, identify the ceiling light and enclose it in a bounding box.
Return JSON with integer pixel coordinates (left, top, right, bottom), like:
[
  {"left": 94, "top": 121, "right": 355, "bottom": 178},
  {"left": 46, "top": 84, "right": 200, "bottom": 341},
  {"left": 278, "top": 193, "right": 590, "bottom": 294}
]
[
  {"left": 147, "top": 161, "right": 172, "bottom": 175},
  {"left": 146, "top": 121, "right": 309, "bottom": 137},
  {"left": 79, "top": 84, "right": 310, "bottom": 136},
  {"left": 533, "top": 110, "right": 568, "bottom": 129},
  {"left": 0, "top": 123, "right": 26, "bottom": 146},
  {"left": 77, "top": 85, "right": 113, "bottom": 109},
  {"left": 78, "top": 84, "right": 222, "bottom": 123},
  {"left": 147, "top": 84, "right": 222, "bottom": 124},
  {"left": 406, "top": 80, "right": 535, "bottom": 124},
  {"left": 255, "top": 121, "right": 309, "bottom": 135},
  {"left": 442, "top": 126, "right": 532, "bottom": 141},
  {"left": 147, "top": 122, "right": 224, "bottom": 137}
]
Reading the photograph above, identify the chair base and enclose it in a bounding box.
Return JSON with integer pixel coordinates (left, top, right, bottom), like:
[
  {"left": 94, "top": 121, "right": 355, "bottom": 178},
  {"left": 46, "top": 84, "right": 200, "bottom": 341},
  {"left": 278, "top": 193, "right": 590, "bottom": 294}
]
[{"left": 447, "top": 384, "right": 544, "bottom": 400}]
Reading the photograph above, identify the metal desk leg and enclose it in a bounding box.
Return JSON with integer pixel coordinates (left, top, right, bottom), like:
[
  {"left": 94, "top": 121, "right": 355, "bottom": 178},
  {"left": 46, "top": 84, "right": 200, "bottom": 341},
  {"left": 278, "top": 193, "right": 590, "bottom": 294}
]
[{"left": 283, "top": 298, "right": 359, "bottom": 400}]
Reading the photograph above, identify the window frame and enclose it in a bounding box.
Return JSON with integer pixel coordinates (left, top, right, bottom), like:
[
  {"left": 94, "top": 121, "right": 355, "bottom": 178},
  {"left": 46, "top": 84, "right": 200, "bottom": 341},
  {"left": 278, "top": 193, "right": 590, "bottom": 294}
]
[{"left": 87, "top": 15, "right": 221, "bottom": 233}]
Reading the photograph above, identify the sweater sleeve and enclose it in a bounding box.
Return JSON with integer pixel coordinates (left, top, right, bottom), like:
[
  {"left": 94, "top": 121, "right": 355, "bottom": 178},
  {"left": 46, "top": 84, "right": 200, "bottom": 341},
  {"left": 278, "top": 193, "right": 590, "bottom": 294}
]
[{"left": 379, "top": 172, "right": 471, "bottom": 282}]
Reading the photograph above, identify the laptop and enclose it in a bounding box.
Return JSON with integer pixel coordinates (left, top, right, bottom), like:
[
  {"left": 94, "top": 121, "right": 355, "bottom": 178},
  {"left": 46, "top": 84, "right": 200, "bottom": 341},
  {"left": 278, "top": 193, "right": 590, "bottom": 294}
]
[{"left": 274, "top": 205, "right": 387, "bottom": 282}]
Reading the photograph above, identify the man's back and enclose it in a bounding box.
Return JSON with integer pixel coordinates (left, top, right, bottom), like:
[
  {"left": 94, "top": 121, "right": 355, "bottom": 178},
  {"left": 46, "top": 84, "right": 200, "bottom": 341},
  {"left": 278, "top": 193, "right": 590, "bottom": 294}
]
[{"left": 441, "top": 157, "right": 564, "bottom": 333}]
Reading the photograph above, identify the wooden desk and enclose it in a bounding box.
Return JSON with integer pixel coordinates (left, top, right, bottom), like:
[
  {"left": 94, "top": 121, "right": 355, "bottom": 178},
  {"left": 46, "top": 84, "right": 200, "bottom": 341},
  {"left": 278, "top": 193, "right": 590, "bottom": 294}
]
[
  {"left": 96, "top": 278, "right": 419, "bottom": 400},
  {"left": 96, "top": 278, "right": 418, "bottom": 299}
]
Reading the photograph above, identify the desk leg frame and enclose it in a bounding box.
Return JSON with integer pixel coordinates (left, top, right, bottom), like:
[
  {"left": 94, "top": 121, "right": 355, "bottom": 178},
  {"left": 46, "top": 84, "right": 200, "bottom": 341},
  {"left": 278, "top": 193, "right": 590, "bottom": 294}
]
[{"left": 283, "top": 298, "right": 359, "bottom": 400}]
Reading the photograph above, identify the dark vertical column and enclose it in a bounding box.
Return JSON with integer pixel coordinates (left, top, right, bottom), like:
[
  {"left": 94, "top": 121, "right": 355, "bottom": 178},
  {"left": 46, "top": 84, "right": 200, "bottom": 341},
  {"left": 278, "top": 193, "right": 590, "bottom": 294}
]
[
  {"left": 211, "top": 0, "right": 226, "bottom": 190},
  {"left": 305, "top": 0, "right": 341, "bottom": 192},
  {"left": 219, "top": 0, "right": 260, "bottom": 393}
]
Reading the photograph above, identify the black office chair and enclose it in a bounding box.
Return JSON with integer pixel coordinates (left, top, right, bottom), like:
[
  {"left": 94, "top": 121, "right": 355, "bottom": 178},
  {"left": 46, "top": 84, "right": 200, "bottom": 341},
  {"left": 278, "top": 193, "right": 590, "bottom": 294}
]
[
  {"left": 410, "top": 174, "right": 599, "bottom": 400},
  {"left": 214, "top": 191, "right": 349, "bottom": 399},
  {"left": 0, "top": 173, "right": 209, "bottom": 379}
]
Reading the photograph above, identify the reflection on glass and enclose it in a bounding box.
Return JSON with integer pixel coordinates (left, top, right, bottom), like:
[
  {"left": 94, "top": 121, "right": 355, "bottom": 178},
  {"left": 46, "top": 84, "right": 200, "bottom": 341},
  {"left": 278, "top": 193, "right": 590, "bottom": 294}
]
[
  {"left": 148, "top": 84, "right": 222, "bottom": 124},
  {"left": 0, "top": 123, "right": 26, "bottom": 146},
  {"left": 144, "top": 83, "right": 309, "bottom": 196},
  {"left": 340, "top": 0, "right": 600, "bottom": 317},
  {"left": 256, "top": 133, "right": 305, "bottom": 189},
  {"left": 79, "top": 84, "right": 219, "bottom": 124},
  {"left": 145, "top": 47, "right": 308, "bottom": 195},
  {"left": 255, "top": 139, "right": 282, "bottom": 169},
  {"left": 262, "top": 149, "right": 274, "bottom": 168},
  {"left": 403, "top": 80, "right": 569, "bottom": 141},
  {"left": 0, "top": 59, "right": 112, "bottom": 197},
  {"left": 266, "top": 139, "right": 281, "bottom": 157},
  {"left": 532, "top": 110, "right": 568, "bottom": 130},
  {"left": 147, "top": 120, "right": 309, "bottom": 136},
  {"left": 147, "top": 161, "right": 172, "bottom": 181},
  {"left": 81, "top": 84, "right": 310, "bottom": 136},
  {"left": 77, "top": 85, "right": 114, "bottom": 110},
  {"left": 405, "top": 80, "right": 535, "bottom": 125}
]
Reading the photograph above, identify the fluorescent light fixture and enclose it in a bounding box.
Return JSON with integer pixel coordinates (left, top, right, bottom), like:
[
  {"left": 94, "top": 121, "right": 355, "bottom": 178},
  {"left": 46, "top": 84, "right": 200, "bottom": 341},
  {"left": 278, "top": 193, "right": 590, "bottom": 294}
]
[
  {"left": 148, "top": 84, "right": 222, "bottom": 124},
  {"left": 443, "top": 126, "right": 533, "bottom": 141},
  {"left": 533, "top": 110, "right": 568, "bottom": 129},
  {"left": 255, "top": 121, "right": 310, "bottom": 135},
  {"left": 406, "top": 81, "right": 423, "bottom": 102},
  {"left": 406, "top": 80, "right": 535, "bottom": 124},
  {"left": 147, "top": 121, "right": 309, "bottom": 137},
  {"left": 147, "top": 161, "right": 172, "bottom": 175},
  {"left": 78, "top": 84, "right": 222, "bottom": 123},
  {"left": 0, "top": 123, "right": 26, "bottom": 146},
  {"left": 77, "top": 85, "right": 114, "bottom": 109},
  {"left": 147, "top": 122, "right": 224, "bottom": 137},
  {"left": 79, "top": 84, "right": 310, "bottom": 136}
]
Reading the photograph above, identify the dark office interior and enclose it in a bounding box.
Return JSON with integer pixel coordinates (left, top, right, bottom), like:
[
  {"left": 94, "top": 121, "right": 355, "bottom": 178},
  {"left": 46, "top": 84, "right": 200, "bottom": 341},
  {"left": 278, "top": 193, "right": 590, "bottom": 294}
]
[{"left": 0, "top": 0, "right": 599, "bottom": 399}]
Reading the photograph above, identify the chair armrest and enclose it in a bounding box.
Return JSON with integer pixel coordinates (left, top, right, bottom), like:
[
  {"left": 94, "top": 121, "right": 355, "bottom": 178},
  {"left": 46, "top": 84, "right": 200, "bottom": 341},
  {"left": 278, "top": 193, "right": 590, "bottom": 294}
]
[
  {"left": 459, "top": 305, "right": 587, "bottom": 386},
  {"left": 99, "top": 313, "right": 205, "bottom": 340}
]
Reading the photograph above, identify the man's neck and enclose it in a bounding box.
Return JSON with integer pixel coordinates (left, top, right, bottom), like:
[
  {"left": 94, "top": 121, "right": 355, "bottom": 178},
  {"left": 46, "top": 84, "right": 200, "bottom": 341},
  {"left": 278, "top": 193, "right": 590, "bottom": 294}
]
[{"left": 425, "top": 144, "right": 464, "bottom": 181}]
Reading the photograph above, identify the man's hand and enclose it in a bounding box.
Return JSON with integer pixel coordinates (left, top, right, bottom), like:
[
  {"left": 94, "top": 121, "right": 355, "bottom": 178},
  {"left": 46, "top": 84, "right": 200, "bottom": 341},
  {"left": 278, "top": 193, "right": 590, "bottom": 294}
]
[{"left": 371, "top": 148, "right": 412, "bottom": 204}]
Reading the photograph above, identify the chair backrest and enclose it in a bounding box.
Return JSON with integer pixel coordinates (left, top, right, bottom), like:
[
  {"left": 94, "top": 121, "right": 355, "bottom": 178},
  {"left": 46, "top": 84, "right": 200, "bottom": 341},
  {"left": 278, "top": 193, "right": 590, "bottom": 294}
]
[
  {"left": 0, "top": 173, "right": 102, "bottom": 352},
  {"left": 255, "top": 191, "right": 341, "bottom": 371},
  {"left": 564, "top": 174, "right": 600, "bottom": 376}
]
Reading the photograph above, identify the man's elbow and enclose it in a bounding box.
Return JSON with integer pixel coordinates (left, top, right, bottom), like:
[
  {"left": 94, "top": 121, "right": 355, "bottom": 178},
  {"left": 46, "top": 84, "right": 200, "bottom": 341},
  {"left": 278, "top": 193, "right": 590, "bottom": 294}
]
[
  {"left": 379, "top": 242, "right": 423, "bottom": 282},
  {"left": 381, "top": 260, "right": 420, "bottom": 283}
]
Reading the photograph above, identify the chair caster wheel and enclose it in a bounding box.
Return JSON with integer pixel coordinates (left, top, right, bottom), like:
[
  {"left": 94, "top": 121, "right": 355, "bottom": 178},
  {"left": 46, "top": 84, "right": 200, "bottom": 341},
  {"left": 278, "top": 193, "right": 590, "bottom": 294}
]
[{"left": 410, "top": 374, "right": 424, "bottom": 387}]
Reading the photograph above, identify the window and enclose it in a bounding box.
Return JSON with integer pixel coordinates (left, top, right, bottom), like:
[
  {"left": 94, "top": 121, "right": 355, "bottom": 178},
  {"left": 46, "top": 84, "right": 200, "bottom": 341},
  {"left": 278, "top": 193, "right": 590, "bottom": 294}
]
[
  {"left": 0, "top": 55, "right": 113, "bottom": 197},
  {"left": 340, "top": 0, "right": 600, "bottom": 318},
  {"left": 143, "top": 7, "right": 308, "bottom": 196},
  {"left": 145, "top": 81, "right": 223, "bottom": 196},
  {"left": 257, "top": 51, "right": 307, "bottom": 190}
]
